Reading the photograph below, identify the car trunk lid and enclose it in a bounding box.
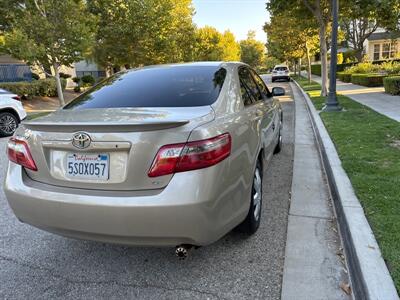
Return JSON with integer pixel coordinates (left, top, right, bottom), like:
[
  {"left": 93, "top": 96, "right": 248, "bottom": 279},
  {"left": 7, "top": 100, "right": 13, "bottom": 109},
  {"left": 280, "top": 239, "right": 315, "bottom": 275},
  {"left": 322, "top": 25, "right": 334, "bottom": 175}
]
[{"left": 20, "top": 107, "right": 214, "bottom": 191}]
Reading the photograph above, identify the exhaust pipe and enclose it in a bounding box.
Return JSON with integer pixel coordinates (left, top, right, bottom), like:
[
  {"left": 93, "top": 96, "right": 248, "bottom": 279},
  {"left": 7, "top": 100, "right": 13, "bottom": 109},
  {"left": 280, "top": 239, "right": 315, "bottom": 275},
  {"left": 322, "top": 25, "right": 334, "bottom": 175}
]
[{"left": 175, "top": 244, "right": 193, "bottom": 260}]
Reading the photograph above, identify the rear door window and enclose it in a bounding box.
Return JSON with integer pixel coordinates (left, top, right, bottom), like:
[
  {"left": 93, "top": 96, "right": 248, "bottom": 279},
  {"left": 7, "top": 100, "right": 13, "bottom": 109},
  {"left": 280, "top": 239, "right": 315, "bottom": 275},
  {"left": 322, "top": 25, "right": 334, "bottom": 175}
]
[
  {"left": 274, "top": 67, "right": 288, "bottom": 71},
  {"left": 238, "top": 67, "right": 263, "bottom": 103},
  {"left": 64, "top": 66, "right": 227, "bottom": 109},
  {"left": 250, "top": 69, "right": 271, "bottom": 98}
]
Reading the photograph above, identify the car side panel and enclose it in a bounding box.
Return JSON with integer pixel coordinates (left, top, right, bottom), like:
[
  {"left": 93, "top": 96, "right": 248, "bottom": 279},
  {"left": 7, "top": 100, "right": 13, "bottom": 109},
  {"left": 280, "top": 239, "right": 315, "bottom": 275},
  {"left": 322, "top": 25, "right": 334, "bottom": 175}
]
[{"left": 0, "top": 96, "right": 27, "bottom": 120}]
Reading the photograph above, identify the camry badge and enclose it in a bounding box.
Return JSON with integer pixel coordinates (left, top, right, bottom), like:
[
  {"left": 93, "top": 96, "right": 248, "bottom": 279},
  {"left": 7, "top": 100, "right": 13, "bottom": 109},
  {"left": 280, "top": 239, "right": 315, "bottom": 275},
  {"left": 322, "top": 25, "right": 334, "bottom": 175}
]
[{"left": 72, "top": 132, "right": 91, "bottom": 149}]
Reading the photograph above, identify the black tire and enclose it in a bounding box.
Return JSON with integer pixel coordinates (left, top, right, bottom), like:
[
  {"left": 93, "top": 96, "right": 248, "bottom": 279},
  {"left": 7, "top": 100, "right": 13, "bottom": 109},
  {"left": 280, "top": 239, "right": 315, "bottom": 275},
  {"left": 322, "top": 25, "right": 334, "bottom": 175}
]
[
  {"left": 271, "top": 79, "right": 275, "bottom": 83},
  {"left": 238, "top": 160, "right": 263, "bottom": 235},
  {"left": 274, "top": 111, "right": 283, "bottom": 154},
  {"left": 0, "top": 112, "right": 18, "bottom": 137},
  {"left": 274, "top": 128, "right": 282, "bottom": 154}
]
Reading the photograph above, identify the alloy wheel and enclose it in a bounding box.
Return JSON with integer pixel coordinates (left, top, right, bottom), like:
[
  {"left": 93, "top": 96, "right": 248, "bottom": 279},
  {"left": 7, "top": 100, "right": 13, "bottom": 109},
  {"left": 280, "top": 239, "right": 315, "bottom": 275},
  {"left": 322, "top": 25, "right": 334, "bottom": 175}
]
[
  {"left": 253, "top": 167, "right": 262, "bottom": 221},
  {"left": 0, "top": 114, "right": 17, "bottom": 135}
]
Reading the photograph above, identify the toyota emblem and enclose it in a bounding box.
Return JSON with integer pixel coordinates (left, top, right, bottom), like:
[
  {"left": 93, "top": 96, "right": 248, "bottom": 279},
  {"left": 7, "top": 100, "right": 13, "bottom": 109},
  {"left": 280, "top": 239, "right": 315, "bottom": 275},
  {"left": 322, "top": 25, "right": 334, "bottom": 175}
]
[{"left": 72, "top": 132, "right": 91, "bottom": 149}]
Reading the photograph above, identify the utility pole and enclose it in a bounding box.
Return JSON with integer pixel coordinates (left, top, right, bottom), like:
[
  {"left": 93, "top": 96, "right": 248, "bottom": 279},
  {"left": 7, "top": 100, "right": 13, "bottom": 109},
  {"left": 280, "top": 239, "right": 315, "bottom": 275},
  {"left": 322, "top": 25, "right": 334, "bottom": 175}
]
[{"left": 323, "top": 0, "right": 342, "bottom": 111}]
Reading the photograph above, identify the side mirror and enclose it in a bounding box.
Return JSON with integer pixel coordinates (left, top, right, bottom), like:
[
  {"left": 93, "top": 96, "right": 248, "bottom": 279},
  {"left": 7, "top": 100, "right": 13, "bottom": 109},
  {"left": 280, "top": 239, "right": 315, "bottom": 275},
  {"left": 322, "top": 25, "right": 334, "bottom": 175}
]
[{"left": 272, "top": 87, "right": 285, "bottom": 96}]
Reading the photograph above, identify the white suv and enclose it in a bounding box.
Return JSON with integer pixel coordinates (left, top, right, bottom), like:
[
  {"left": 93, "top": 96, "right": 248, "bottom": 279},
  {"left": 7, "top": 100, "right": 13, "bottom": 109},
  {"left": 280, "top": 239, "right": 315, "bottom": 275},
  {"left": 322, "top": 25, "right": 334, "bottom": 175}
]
[
  {"left": 0, "top": 88, "right": 27, "bottom": 136},
  {"left": 272, "top": 65, "right": 290, "bottom": 82}
]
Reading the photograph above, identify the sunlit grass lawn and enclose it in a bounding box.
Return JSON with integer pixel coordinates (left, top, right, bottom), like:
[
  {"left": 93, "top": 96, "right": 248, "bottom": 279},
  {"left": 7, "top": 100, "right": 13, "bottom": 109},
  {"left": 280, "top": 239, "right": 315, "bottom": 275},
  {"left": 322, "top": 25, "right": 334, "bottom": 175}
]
[{"left": 293, "top": 75, "right": 400, "bottom": 292}]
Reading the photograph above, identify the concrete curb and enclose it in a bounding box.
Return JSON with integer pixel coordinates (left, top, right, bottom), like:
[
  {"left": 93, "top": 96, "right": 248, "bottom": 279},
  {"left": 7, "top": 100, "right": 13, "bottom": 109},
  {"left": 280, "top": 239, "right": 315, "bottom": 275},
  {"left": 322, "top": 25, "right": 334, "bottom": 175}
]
[{"left": 292, "top": 80, "right": 399, "bottom": 300}]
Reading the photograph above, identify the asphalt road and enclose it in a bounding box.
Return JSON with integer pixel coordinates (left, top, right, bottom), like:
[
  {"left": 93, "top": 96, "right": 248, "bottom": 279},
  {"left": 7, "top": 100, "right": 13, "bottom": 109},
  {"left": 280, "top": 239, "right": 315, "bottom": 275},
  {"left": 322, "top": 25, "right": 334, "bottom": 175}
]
[{"left": 0, "top": 76, "right": 295, "bottom": 299}]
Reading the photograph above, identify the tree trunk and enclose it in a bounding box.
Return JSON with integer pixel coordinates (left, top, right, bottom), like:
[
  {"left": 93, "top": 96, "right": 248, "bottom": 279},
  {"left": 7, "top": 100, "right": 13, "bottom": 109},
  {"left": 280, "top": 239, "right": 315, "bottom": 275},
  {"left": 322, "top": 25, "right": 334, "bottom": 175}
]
[
  {"left": 53, "top": 64, "right": 65, "bottom": 106},
  {"left": 319, "top": 24, "right": 328, "bottom": 96},
  {"left": 355, "top": 48, "right": 363, "bottom": 62},
  {"left": 306, "top": 43, "right": 312, "bottom": 84},
  {"left": 298, "top": 58, "right": 302, "bottom": 76}
]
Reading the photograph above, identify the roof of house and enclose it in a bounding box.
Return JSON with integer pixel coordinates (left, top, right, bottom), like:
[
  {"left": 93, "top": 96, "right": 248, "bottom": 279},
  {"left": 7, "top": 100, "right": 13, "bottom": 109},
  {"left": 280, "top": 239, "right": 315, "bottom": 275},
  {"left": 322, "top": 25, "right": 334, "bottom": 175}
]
[{"left": 367, "top": 32, "right": 400, "bottom": 41}]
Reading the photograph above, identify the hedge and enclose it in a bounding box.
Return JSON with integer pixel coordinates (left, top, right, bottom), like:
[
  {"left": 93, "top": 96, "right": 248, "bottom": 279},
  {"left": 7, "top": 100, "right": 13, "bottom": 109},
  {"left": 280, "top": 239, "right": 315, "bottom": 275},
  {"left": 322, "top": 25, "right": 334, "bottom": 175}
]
[
  {"left": 311, "top": 64, "right": 321, "bottom": 76},
  {"left": 337, "top": 72, "right": 352, "bottom": 82},
  {"left": 372, "top": 58, "right": 400, "bottom": 65},
  {"left": 336, "top": 62, "right": 357, "bottom": 72},
  {"left": 351, "top": 74, "right": 387, "bottom": 87},
  {"left": 0, "top": 78, "right": 66, "bottom": 98},
  {"left": 383, "top": 76, "right": 400, "bottom": 95}
]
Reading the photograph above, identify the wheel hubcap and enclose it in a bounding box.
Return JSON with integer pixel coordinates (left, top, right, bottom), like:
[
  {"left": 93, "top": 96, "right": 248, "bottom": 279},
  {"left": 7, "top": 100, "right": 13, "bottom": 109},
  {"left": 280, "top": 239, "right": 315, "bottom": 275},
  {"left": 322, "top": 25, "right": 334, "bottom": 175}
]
[
  {"left": 0, "top": 115, "right": 17, "bottom": 135},
  {"left": 253, "top": 167, "right": 262, "bottom": 221}
]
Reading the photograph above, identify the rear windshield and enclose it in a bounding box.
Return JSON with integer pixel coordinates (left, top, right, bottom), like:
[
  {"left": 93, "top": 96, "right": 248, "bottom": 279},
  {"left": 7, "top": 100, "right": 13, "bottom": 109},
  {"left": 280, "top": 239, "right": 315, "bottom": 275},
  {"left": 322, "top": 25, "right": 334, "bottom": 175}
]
[
  {"left": 274, "top": 67, "right": 288, "bottom": 71},
  {"left": 64, "top": 66, "right": 227, "bottom": 109}
]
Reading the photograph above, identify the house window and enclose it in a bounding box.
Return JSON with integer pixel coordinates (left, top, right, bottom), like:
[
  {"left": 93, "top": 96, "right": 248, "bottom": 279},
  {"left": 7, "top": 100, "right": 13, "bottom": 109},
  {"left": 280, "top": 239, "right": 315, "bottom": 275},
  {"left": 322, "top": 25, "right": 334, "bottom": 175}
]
[
  {"left": 390, "top": 42, "right": 397, "bottom": 58},
  {"left": 373, "top": 44, "right": 380, "bottom": 60},
  {"left": 382, "top": 43, "right": 391, "bottom": 59}
]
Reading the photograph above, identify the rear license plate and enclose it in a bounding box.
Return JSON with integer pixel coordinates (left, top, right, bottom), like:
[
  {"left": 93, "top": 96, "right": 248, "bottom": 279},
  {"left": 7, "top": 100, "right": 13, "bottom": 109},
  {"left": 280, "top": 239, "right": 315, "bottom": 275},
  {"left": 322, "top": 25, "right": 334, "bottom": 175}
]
[{"left": 66, "top": 153, "right": 109, "bottom": 180}]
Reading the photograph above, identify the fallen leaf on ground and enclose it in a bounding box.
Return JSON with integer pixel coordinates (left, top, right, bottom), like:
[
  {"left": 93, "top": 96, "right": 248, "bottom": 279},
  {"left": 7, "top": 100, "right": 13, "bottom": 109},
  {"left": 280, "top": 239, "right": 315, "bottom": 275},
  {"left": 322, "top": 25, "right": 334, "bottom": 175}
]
[{"left": 340, "top": 282, "right": 351, "bottom": 295}]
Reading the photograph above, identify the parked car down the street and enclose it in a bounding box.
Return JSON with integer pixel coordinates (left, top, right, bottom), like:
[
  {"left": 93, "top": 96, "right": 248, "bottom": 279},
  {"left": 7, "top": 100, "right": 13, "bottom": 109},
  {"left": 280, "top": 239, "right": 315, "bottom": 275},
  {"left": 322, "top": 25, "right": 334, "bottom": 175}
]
[
  {"left": 4, "top": 62, "right": 285, "bottom": 254},
  {"left": 0, "top": 88, "right": 27, "bottom": 137},
  {"left": 272, "top": 65, "right": 291, "bottom": 82}
]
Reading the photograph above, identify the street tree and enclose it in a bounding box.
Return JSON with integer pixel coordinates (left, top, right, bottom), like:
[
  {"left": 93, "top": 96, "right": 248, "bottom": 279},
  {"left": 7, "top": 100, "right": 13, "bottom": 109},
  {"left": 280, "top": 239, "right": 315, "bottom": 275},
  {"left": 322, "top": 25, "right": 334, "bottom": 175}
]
[
  {"left": 339, "top": 0, "right": 380, "bottom": 62},
  {"left": 268, "top": 0, "right": 331, "bottom": 96},
  {"left": 265, "top": 11, "right": 319, "bottom": 82},
  {"left": 4, "top": 0, "right": 96, "bottom": 105},
  {"left": 193, "top": 26, "right": 224, "bottom": 61},
  {"left": 240, "top": 31, "right": 266, "bottom": 68},
  {"left": 220, "top": 30, "right": 241, "bottom": 61},
  {"left": 377, "top": 0, "right": 400, "bottom": 32},
  {"left": 88, "top": 0, "right": 195, "bottom": 71}
]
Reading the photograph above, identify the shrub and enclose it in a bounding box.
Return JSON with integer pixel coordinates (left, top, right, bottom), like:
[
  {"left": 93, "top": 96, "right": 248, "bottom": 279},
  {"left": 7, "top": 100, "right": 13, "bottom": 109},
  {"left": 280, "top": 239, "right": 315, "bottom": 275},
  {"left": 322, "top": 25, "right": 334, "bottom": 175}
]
[
  {"left": 383, "top": 76, "right": 400, "bottom": 95},
  {"left": 351, "top": 74, "right": 386, "bottom": 87},
  {"left": 31, "top": 73, "right": 40, "bottom": 80},
  {"left": 337, "top": 53, "right": 344, "bottom": 64},
  {"left": 346, "top": 62, "right": 379, "bottom": 74},
  {"left": 336, "top": 62, "right": 357, "bottom": 72},
  {"left": 380, "top": 61, "right": 400, "bottom": 75},
  {"left": 0, "top": 78, "right": 66, "bottom": 98},
  {"left": 73, "top": 86, "right": 81, "bottom": 93},
  {"left": 59, "top": 72, "right": 71, "bottom": 79},
  {"left": 311, "top": 64, "right": 321, "bottom": 76},
  {"left": 72, "top": 77, "right": 81, "bottom": 84},
  {"left": 81, "top": 74, "right": 95, "bottom": 86},
  {"left": 343, "top": 49, "right": 358, "bottom": 63},
  {"left": 337, "top": 72, "right": 352, "bottom": 82}
]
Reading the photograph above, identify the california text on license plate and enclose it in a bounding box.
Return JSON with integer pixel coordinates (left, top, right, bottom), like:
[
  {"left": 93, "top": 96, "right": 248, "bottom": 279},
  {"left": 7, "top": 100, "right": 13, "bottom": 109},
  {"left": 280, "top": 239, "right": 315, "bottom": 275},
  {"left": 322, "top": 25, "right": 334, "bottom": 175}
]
[{"left": 66, "top": 153, "right": 109, "bottom": 180}]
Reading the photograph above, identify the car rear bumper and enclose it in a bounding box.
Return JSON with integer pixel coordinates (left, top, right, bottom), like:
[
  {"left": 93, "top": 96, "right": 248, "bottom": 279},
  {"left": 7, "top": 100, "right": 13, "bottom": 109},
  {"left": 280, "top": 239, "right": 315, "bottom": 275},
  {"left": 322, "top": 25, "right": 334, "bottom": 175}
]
[
  {"left": 4, "top": 162, "right": 248, "bottom": 246},
  {"left": 272, "top": 75, "right": 290, "bottom": 81}
]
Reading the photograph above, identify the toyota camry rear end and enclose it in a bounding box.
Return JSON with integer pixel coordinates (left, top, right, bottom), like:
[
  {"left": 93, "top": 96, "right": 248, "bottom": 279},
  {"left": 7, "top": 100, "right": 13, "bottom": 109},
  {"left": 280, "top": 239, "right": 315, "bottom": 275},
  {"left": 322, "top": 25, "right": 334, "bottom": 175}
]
[{"left": 4, "top": 62, "right": 282, "bottom": 247}]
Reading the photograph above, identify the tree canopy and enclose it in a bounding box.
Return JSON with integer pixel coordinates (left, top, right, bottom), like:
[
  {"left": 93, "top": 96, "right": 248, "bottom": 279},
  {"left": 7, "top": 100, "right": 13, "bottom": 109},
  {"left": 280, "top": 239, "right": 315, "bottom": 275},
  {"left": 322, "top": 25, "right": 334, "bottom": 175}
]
[
  {"left": 88, "top": 0, "right": 195, "bottom": 70},
  {"left": 239, "top": 31, "right": 266, "bottom": 68},
  {"left": 3, "top": 0, "right": 96, "bottom": 105}
]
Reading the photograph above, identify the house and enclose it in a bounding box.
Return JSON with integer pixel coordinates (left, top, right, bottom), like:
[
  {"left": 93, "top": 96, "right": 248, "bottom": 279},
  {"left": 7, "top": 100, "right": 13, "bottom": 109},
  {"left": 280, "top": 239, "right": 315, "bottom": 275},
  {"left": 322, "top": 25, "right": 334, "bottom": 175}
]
[
  {"left": 74, "top": 60, "right": 106, "bottom": 79},
  {"left": 0, "top": 54, "right": 32, "bottom": 82},
  {"left": 365, "top": 31, "right": 400, "bottom": 61}
]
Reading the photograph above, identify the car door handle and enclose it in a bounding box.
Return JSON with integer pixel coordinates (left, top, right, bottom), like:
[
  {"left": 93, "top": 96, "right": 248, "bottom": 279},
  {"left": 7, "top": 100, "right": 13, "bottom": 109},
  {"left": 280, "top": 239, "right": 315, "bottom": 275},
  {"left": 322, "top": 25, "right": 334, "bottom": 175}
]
[{"left": 272, "top": 123, "right": 275, "bottom": 131}]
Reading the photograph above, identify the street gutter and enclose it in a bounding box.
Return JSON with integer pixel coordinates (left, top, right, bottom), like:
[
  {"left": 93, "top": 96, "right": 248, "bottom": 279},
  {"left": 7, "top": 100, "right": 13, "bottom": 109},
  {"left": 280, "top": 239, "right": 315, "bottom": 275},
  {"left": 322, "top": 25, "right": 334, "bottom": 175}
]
[{"left": 292, "top": 80, "right": 399, "bottom": 300}]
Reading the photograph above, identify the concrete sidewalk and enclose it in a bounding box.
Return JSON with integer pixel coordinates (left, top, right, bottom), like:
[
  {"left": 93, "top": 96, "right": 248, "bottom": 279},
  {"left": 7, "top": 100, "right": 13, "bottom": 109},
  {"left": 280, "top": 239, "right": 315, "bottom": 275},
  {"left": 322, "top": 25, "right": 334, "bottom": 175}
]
[
  {"left": 281, "top": 83, "right": 350, "bottom": 300},
  {"left": 302, "top": 71, "right": 400, "bottom": 122}
]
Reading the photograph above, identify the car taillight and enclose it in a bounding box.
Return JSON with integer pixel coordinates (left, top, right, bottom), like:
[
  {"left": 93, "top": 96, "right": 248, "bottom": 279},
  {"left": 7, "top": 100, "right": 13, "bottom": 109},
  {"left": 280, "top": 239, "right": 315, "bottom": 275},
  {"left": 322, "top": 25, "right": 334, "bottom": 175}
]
[
  {"left": 148, "top": 133, "right": 231, "bottom": 177},
  {"left": 7, "top": 137, "right": 37, "bottom": 171},
  {"left": 12, "top": 96, "right": 21, "bottom": 101}
]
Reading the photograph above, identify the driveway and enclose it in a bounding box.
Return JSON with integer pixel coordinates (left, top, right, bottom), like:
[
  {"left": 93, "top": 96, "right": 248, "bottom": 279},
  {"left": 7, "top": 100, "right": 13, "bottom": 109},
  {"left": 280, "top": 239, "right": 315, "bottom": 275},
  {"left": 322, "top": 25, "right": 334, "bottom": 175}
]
[{"left": 0, "top": 77, "right": 294, "bottom": 299}]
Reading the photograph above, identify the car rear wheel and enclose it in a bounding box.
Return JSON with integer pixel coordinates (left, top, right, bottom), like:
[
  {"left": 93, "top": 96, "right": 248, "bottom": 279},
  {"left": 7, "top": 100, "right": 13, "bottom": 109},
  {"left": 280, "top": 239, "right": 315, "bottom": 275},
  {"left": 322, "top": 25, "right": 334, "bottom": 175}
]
[
  {"left": 238, "top": 160, "right": 263, "bottom": 235},
  {"left": 0, "top": 112, "right": 18, "bottom": 137}
]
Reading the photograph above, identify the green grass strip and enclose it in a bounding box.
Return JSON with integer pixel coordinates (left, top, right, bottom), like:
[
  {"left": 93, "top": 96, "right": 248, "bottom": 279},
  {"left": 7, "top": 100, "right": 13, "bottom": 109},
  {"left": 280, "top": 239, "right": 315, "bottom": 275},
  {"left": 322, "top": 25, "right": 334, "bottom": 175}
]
[{"left": 293, "top": 75, "right": 400, "bottom": 292}]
